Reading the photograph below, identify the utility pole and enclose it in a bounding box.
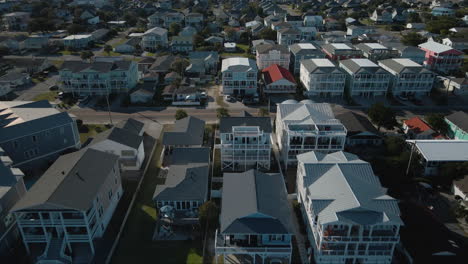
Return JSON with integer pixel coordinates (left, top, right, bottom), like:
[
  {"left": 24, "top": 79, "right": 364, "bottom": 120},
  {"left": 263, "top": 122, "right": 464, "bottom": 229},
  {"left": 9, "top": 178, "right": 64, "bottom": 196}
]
[
  {"left": 106, "top": 93, "right": 113, "bottom": 125},
  {"left": 406, "top": 142, "right": 414, "bottom": 176}
]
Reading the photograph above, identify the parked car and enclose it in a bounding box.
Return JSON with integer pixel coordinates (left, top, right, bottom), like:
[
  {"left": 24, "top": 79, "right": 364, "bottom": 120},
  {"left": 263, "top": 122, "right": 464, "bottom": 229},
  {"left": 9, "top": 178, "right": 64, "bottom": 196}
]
[
  {"left": 225, "top": 95, "right": 234, "bottom": 102},
  {"left": 49, "top": 85, "right": 58, "bottom": 91},
  {"left": 397, "top": 94, "right": 408, "bottom": 101}
]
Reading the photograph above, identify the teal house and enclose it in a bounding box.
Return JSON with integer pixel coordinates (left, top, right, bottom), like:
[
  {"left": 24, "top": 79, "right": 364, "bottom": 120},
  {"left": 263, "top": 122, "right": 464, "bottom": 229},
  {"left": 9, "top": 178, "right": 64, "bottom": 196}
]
[{"left": 445, "top": 111, "right": 468, "bottom": 140}]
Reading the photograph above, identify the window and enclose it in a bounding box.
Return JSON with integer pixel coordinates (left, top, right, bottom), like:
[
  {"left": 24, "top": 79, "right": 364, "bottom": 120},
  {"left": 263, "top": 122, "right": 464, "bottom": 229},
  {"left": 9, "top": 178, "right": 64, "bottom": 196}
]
[
  {"left": 98, "top": 206, "right": 103, "bottom": 218},
  {"left": 13, "top": 140, "right": 18, "bottom": 149},
  {"left": 269, "top": 235, "right": 284, "bottom": 241},
  {"left": 121, "top": 150, "right": 134, "bottom": 156},
  {"left": 108, "top": 190, "right": 113, "bottom": 200},
  {"left": 60, "top": 127, "right": 65, "bottom": 134},
  {"left": 32, "top": 135, "right": 37, "bottom": 142}
]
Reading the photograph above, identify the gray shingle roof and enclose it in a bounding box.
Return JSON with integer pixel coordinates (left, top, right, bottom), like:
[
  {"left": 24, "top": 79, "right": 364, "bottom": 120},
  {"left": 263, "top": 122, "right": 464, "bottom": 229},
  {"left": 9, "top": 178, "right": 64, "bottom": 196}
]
[
  {"left": 220, "top": 170, "right": 293, "bottom": 234},
  {"left": 115, "top": 118, "right": 145, "bottom": 135},
  {"left": 445, "top": 111, "right": 468, "bottom": 132},
  {"left": 0, "top": 101, "right": 75, "bottom": 142},
  {"left": 219, "top": 117, "right": 272, "bottom": 133},
  {"left": 153, "top": 148, "right": 210, "bottom": 201},
  {"left": 335, "top": 111, "right": 380, "bottom": 135},
  {"left": 90, "top": 127, "right": 143, "bottom": 149},
  {"left": 340, "top": 59, "right": 388, "bottom": 74},
  {"left": 12, "top": 148, "right": 119, "bottom": 211},
  {"left": 297, "top": 151, "right": 402, "bottom": 225},
  {"left": 162, "top": 116, "right": 205, "bottom": 146},
  {"left": 256, "top": 43, "right": 289, "bottom": 54},
  {"left": 278, "top": 102, "right": 343, "bottom": 126},
  {"left": 60, "top": 60, "right": 133, "bottom": 73}
]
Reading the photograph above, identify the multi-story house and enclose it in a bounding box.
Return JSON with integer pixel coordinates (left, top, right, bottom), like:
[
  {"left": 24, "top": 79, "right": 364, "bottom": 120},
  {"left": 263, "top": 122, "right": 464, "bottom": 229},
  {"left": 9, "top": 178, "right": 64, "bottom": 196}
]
[
  {"left": 147, "top": 11, "right": 184, "bottom": 28},
  {"left": 289, "top": 43, "right": 325, "bottom": 74},
  {"left": 170, "top": 36, "right": 193, "bottom": 53},
  {"left": 23, "top": 36, "right": 49, "bottom": 50},
  {"left": 339, "top": 58, "right": 392, "bottom": 97},
  {"left": 432, "top": 7, "right": 455, "bottom": 16},
  {"left": 185, "top": 13, "right": 204, "bottom": 29},
  {"left": 163, "top": 12, "right": 185, "bottom": 27},
  {"left": 11, "top": 148, "right": 122, "bottom": 262},
  {"left": 303, "top": 15, "right": 324, "bottom": 29},
  {"left": 379, "top": 58, "right": 435, "bottom": 97},
  {"left": 215, "top": 169, "right": 293, "bottom": 264},
  {"left": 445, "top": 111, "right": 468, "bottom": 140},
  {"left": 418, "top": 41, "right": 463, "bottom": 73},
  {"left": 296, "top": 151, "right": 403, "bottom": 264},
  {"left": 276, "top": 101, "right": 347, "bottom": 169},
  {"left": 0, "top": 148, "right": 27, "bottom": 257},
  {"left": 219, "top": 115, "right": 272, "bottom": 171},
  {"left": 2, "top": 12, "right": 30, "bottom": 31},
  {"left": 393, "top": 46, "right": 426, "bottom": 65},
  {"left": 63, "top": 34, "right": 93, "bottom": 49},
  {"left": 262, "top": 64, "right": 297, "bottom": 94},
  {"left": 256, "top": 44, "right": 290, "bottom": 70},
  {"left": 187, "top": 51, "right": 219, "bottom": 75},
  {"left": 141, "top": 27, "right": 168, "bottom": 52},
  {"left": 346, "top": 25, "right": 375, "bottom": 37},
  {"left": 153, "top": 147, "right": 209, "bottom": 212},
  {"left": 370, "top": 9, "right": 393, "bottom": 23},
  {"left": 355, "top": 43, "right": 398, "bottom": 62},
  {"left": 300, "top": 58, "right": 346, "bottom": 98},
  {"left": 297, "top": 26, "right": 317, "bottom": 41},
  {"left": 277, "top": 27, "right": 301, "bottom": 45},
  {"left": 407, "top": 139, "right": 468, "bottom": 176},
  {"left": 322, "top": 43, "right": 363, "bottom": 61},
  {"left": 221, "top": 57, "right": 258, "bottom": 96},
  {"left": 59, "top": 60, "right": 139, "bottom": 95},
  {"left": 0, "top": 101, "right": 80, "bottom": 171}
]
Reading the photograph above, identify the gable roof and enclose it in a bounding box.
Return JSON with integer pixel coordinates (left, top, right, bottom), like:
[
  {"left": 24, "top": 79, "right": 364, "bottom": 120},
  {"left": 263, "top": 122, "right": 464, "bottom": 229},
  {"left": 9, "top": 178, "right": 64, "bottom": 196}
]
[
  {"left": 262, "top": 64, "right": 296, "bottom": 85},
  {"left": 445, "top": 111, "right": 468, "bottom": 132},
  {"left": 256, "top": 43, "right": 289, "bottom": 54},
  {"left": 219, "top": 116, "right": 272, "bottom": 133},
  {"left": 162, "top": 116, "right": 205, "bottom": 146},
  {"left": 12, "top": 148, "right": 119, "bottom": 211},
  {"left": 0, "top": 101, "right": 74, "bottom": 142},
  {"left": 418, "top": 41, "right": 463, "bottom": 55},
  {"left": 90, "top": 127, "right": 143, "bottom": 149},
  {"left": 404, "top": 117, "right": 434, "bottom": 134},
  {"left": 220, "top": 170, "right": 293, "bottom": 234},
  {"left": 115, "top": 118, "right": 145, "bottom": 135},
  {"left": 297, "top": 151, "right": 402, "bottom": 225},
  {"left": 335, "top": 111, "right": 379, "bottom": 135},
  {"left": 278, "top": 102, "right": 343, "bottom": 126},
  {"left": 153, "top": 148, "right": 209, "bottom": 201}
]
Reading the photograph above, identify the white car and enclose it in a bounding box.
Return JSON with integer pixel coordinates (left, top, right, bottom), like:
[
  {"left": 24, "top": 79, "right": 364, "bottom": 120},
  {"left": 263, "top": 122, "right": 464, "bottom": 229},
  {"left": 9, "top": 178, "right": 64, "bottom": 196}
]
[{"left": 225, "top": 95, "right": 233, "bottom": 102}]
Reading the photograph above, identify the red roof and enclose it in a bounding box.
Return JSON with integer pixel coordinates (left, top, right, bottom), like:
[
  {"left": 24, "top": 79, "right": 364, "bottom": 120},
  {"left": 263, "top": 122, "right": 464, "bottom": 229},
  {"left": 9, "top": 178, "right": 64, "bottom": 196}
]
[
  {"left": 262, "top": 64, "right": 296, "bottom": 85},
  {"left": 404, "top": 117, "right": 433, "bottom": 133}
]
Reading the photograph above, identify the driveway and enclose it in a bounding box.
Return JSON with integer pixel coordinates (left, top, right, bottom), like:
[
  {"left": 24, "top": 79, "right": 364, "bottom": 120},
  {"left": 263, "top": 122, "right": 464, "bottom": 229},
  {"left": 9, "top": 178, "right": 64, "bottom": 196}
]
[{"left": 15, "top": 75, "right": 59, "bottom": 101}]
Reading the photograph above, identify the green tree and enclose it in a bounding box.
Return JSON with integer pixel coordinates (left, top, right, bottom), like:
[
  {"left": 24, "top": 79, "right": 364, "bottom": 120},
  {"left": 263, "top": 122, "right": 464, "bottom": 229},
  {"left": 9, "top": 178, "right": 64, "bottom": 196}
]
[
  {"left": 169, "top": 22, "right": 181, "bottom": 36},
  {"left": 193, "top": 33, "right": 205, "bottom": 47},
  {"left": 258, "top": 28, "right": 277, "bottom": 41},
  {"left": 216, "top": 107, "right": 230, "bottom": 118},
  {"left": 426, "top": 16, "right": 461, "bottom": 34},
  {"left": 224, "top": 27, "right": 236, "bottom": 41},
  {"left": 425, "top": 113, "right": 449, "bottom": 135},
  {"left": 258, "top": 108, "right": 269, "bottom": 117},
  {"left": 384, "top": 136, "right": 406, "bottom": 156},
  {"left": 80, "top": 50, "right": 94, "bottom": 61},
  {"left": 199, "top": 201, "right": 220, "bottom": 231},
  {"left": 67, "top": 23, "right": 85, "bottom": 35},
  {"left": 408, "top": 12, "right": 422, "bottom": 23},
  {"left": 175, "top": 109, "right": 188, "bottom": 120},
  {"left": 171, "top": 58, "right": 190, "bottom": 76},
  {"left": 104, "top": 45, "right": 112, "bottom": 54},
  {"left": 368, "top": 103, "right": 397, "bottom": 131},
  {"left": 401, "top": 32, "right": 427, "bottom": 46}
]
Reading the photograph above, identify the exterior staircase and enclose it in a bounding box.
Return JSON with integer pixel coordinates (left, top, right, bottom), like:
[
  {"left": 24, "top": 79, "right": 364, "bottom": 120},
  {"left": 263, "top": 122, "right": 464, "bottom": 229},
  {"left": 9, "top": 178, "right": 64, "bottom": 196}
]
[{"left": 37, "top": 236, "right": 72, "bottom": 264}]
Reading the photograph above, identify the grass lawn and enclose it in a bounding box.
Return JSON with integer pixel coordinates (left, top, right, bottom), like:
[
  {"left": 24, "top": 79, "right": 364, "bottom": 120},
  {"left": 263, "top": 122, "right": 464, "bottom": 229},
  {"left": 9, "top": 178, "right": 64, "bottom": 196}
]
[
  {"left": 111, "top": 125, "right": 203, "bottom": 264},
  {"left": 51, "top": 59, "right": 64, "bottom": 68},
  {"left": 102, "top": 51, "right": 122, "bottom": 56},
  {"left": 33, "top": 91, "right": 57, "bottom": 102},
  {"left": 59, "top": 50, "right": 74, "bottom": 55},
  {"left": 79, "top": 124, "right": 109, "bottom": 143},
  {"left": 216, "top": 95, "right": 229, "bottom": 108}
]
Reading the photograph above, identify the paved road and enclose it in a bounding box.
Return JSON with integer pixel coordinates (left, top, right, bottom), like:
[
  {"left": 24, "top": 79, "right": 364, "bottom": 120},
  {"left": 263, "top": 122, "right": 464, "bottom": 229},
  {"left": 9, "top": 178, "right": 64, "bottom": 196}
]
[{"left": 15, "top": 75, "right": 59, "bottom": 101}]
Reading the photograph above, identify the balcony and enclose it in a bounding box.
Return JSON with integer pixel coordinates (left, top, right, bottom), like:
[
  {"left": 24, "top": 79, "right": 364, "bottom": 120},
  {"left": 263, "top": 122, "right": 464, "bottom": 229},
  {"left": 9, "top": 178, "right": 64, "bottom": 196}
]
[
  {"left": 215, "top": 231, "right": 291, "bottom": 255},
  {"left": 221, "top": 143, "right": 271, "bottom": 149}
]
